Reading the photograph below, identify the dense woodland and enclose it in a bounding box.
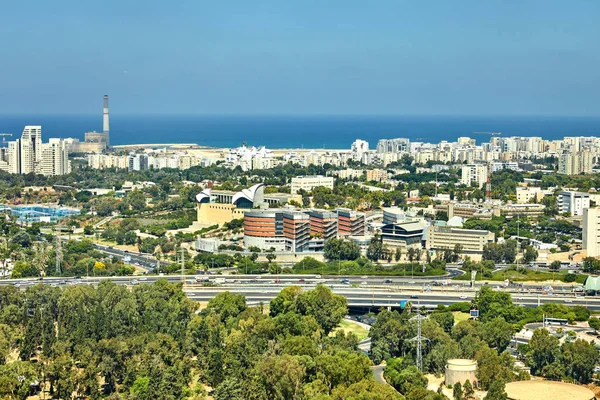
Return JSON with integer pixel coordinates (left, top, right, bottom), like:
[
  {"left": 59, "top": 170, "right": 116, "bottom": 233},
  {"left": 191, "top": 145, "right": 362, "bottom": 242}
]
[
  {"left": 0, "top": 281, "right": 401, "bottom": 400},
  {"left": 1, "top": 280, "right": 599, "bottom": 399}
]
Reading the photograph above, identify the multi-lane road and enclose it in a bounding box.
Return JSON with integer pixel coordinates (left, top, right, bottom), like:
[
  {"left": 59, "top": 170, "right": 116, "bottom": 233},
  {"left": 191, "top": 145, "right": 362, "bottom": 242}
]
[{"left": 1, "top": 273, "right": 596, "bottom": 310}]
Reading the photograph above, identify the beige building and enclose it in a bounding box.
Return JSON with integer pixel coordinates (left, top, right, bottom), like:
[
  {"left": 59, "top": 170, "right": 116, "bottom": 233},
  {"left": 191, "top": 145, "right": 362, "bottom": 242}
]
[
  {"left": 558, "top": 151, "right": 593, "bottom": 175},
  {"left": 366, "top": 169, "right": 388, "bottom": 182},
  {"left": 290, "top": 175, "right": 334, "bottom": 194},
  {"left": 516, "top": 186, "right": 544, "bottom": 203},
  {"left": 426, "top": 226, "right": 495, "bottom": 253},
  {"left": 583, "top": 207, "right": 600, "bottom": 257},
  {"left": 197, "top": 203, "right": 246, "bottom": 226}
]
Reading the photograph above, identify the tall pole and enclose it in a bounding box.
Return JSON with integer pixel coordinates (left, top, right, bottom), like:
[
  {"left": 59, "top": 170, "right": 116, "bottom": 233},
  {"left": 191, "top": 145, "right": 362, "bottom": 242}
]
[
  {"left": 55, "top": 226, "right": 62, "bottom": 275},
  {"left": 180, "top": 247, "right": 185, "bottom": 286}
]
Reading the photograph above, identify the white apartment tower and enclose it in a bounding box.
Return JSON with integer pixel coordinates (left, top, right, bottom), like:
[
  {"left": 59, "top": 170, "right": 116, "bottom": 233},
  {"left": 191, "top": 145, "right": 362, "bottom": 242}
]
[
  {"left": 20, "top": 125, "right": 42, "bottom": 174},
  {"left": 460, "top": 164, "right": 488, "bottom": 189},
  {"left": 7, "top": 140, "right": 21, "bottom": 174},
  {"left": 38, "top": 138, "right": 71, "bottom": 176},
  {"left": 583, "top": 207, "right": 600, "bottom": 257}
]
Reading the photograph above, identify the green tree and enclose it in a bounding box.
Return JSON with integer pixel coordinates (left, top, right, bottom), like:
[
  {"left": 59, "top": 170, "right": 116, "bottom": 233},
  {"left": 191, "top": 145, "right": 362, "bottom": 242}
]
[
  {"left": 483, "top": 380, "right": 507, "bottom": 400},
  {"left": 395, "top": 247, "right": 402, "bottom": 262},
  {"left": 367, "top": 235, "right": 384, "bottom": 262},
  {"left": 589, "top": 317, "right": 600, "bottom": 333},
  {"left": 528, "top": 329, "right": 559, "bottom": 375},
  {"left": 463, "top": 379, "right": 474, "bottom": 399},
  {"left": 561, "top": 338, "right": 600, "bottom": 383},
  {"left": 297, "top": 284, "right": 347, "bottom": 334},
  {"left": 453, "top": 382, "right": 463, "bottom": 400},
  {"left": 522, "top": 245, "right": 538, "bottom": 264}
]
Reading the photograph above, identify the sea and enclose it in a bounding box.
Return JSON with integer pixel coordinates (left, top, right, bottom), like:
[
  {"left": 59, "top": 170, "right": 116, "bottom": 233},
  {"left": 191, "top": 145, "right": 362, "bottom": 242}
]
[{"left": 1, "top": 115, "right": 600, "bottom": 149}]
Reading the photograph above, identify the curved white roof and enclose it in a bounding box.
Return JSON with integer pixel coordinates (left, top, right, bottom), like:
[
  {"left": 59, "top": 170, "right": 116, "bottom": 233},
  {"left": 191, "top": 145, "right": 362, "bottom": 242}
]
[
  {"left": 195, "top": 188, "right": 212, "bottom": 203},
  {"left": 232, "top": 183, "right": 263, "bottom": 205}
]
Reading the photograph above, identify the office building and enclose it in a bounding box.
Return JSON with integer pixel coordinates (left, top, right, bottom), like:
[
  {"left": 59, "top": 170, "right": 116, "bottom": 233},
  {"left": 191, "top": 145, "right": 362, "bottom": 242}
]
[
  {"left": 558, "top": 191, "right": 590, "bottom": 216},
  {"left": 290, "top": 175, "right": 334, "bottom": 194},
  {"left": 460, "top": 164, "right": 488, "bottom": 188},
  {"left": 380, "top": 208, "right": 426, "bottom": 249},
  {"left": 583, "top": 207, "right": 600, "bottom": 257},
  {"left": 337, "top": 208, "right": 366, "bottom": 236},
  {"left": 243, "top": 209, "right": 309, "bottom": 252},
  {"left": 425, "top": 226, "right": 495, "bottom": 254},
  {"left": 307, "top": 210, "right": 338, "bottom": 240}
]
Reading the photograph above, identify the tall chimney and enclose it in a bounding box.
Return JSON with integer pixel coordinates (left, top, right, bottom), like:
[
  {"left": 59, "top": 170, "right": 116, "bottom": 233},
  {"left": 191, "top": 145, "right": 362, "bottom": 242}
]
[{"left": 103, "top": 95, "right": 110, "bottom": 147}]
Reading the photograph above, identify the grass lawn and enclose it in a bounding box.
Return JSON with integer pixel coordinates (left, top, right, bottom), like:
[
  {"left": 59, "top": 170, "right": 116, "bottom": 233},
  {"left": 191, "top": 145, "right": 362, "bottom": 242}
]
[
  {"left": 452, "top": 312, "right": 471, "bottom": 325},
  {"left": 331, "top": 319, "right": 370, "bottom": 341}
]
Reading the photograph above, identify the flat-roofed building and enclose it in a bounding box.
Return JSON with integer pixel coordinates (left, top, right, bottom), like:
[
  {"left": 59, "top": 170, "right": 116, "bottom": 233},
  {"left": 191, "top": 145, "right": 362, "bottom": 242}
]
[
  {"left": 426, "top": 226, "right": 495, "bottom": 253},
  {"left": 290, "top": 175, "right": 334, "bottom": 194},
  {"left": 583, "top": 207, "right": 600, "bottom": 257},
  {"left": 337, "top": 208, "right": 366, "bottom": 236},
  {"left": 460, "top": 164, "right": 487, "bottom": 189},
  {"left": 243, "top": 209, "right": 310, "bottom": 252},
  {"left": 308, "top": 210, "right": 338, "bottom": 240},
  {"left": 500, "top": 203, "right": 545, "bottom": 217},
  {"left": 558, "top": 190, "right": 590, "bottom": 216}
]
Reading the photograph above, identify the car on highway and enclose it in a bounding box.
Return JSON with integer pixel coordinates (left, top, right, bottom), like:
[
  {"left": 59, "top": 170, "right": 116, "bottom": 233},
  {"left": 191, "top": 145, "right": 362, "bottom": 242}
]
[
  {"left": 360, "top": 281, "right": 368, "bottom": 285},
  {"left": 361, "top": 275, "right": 368, "bottom": 279},
  {"left": 139, "top": 277, "right": 148, "bottom": 281},
  {"left": 131, "top": 279, "right": 139, "bottom": 285},
  {"left": 410, "top": 295, "right": 418, "bottom": 299},
  {"left": 459, "top": 295, "right": 468, "bottom": 300},
  {"left": 383, "top": 279, "right": 393, "bottom": 284},
  {"left": 408, "top": 281, "right": 416, "bottom": 285},
  {"left": 341, "top": 279, "right": 350, "bottom": 285},
  {"left": 314, "top": 275, "right": 322, "bottom": 279},
  {"left": 298, "top": 278, "right": 305, "bottom": 283},
  {"left": 564, "top": 299, "right": 573, "bottom": 303}
]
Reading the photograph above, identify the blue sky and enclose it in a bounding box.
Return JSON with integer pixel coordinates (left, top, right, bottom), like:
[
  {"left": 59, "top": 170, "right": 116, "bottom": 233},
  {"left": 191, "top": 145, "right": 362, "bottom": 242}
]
[{"left": 1, "top": 0, "right": 598, "bottom": 115}]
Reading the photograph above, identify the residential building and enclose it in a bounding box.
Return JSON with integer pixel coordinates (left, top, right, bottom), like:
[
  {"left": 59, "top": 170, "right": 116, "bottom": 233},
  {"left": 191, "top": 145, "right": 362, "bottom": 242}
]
[
  {"left": 20, "top": 126, "right": 42, "bottom": 174},
  {"left": 366, "top": 169, "right": 388, "bottom": 182},
  {"left": 425, "top": 226, "right": 495, "bottom": 253},
  {"left": 460, "top": 164, "right": 488, "bottom": 188},
  {"left": 290, "top": 175, "right": 334, "bottom": 194},
  {"left": 37, "top": 139, "right": 71, "bottom": 176},
  {"left": 351, "top": 139, "right": 369, "bottom": 161},
  {"left": 558, "top": 191, "right": 590, "bottom": 216},
  {"left": 558, "top": 151, "right": 593, "bottom": 175},
  {"left": 516, "top": 186, "right": 543, "bottom": 204},
  {"left": 583, "top": 207, "right": 600, "bottom": 257},
  {"left": 376, "top": 138, "right": 410, "bottom": 153}
]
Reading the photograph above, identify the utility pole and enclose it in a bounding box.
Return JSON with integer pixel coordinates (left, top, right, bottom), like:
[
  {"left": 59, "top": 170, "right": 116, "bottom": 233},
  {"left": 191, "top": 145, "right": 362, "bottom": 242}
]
[
  {"left": 180, "top": 247, "right": 185, "bottom": 286},
  {"left": 55, "top": 226, "right": 62, "bottom": 275},
  {"left": 409, "top": 314, "right": 429, "bottom": 372}
]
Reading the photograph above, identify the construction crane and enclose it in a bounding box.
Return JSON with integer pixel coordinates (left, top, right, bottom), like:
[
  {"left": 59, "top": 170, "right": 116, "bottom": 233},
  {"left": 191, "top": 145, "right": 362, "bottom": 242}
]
[
  {"left": 472, "top": 132, "right": 501, "bottom": 136},
  {"left": 0, "top": 133, "right": 12, "bottom": 148}
]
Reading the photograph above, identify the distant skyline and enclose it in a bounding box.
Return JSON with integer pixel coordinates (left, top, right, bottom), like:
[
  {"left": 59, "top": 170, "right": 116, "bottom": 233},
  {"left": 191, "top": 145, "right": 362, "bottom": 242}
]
[{"left": 1, "top": 1, "right": 599, "bottom": 116}]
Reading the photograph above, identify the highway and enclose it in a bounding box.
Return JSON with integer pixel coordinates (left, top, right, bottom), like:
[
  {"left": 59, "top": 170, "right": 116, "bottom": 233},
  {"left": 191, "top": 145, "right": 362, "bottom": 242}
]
[{"left": 1, "top": 273, "right": 597, "bottom": 310}]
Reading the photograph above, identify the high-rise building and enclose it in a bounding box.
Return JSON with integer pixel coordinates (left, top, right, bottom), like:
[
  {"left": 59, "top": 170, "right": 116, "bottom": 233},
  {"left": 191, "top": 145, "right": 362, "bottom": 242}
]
[
  {"left": 7, "top": 140, "right": 21, "bottom": 174},
  {"left": 20, "top": 125, "right": 42, "bottom": 174},
  {"left": 103, "top": 95, "right": 110, "bottom": 147},
  {"left": 376, "top": 138, "right": 410, "bottom": 153},
  {"left": 558, "top": 151, "right": 593, "bottom": 175},
  {"left": 460, "top": 164, "right": 488, "bottom": 188},
  {"left": 38, "top": 139, "right": 71, "bottom": 176},
  {"left": 583, "top": 207, "right": 600, "bottom": 257}
]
